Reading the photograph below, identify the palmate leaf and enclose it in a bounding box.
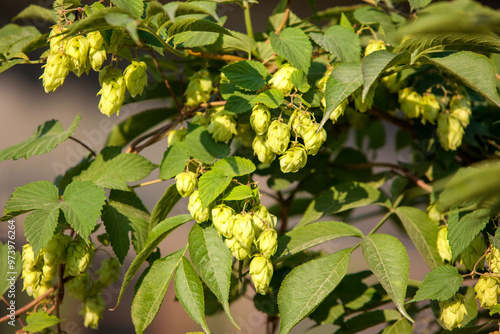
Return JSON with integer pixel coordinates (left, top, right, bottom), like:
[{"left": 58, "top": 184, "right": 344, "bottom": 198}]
[
  {"left": 22, "top": 311, "right": 61, "bottom": 333},
  {"left": 412, "top": 266, "right": 463, "bottom": 302},
  {"left": 221, "top": 60, "right": 269, "bottom": 91},
  {"left": 310, "top": 25, "right": 361, "bottom": 63},
  {"left": 270, "top": 27, "right": 312, "bottom": 74},
  {"left": 0, "top": 115, "right": 80, "bottom": 162}
]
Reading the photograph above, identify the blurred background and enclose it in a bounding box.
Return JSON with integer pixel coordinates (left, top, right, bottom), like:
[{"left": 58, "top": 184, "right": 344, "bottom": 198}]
[{"left": 1, "top": 1, "right": 499, "bottom": 334}]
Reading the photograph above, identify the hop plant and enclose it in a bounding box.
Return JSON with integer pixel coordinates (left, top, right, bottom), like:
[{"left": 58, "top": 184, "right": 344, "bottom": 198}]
[
  {"left": 191, "top": 112, "right": 208, "bottom": 126},
  {"left": 353, "top": 83, "right": 377, "bottom": 113},
  {"left": 48, "top": 25, "right": 67, "bottom": 53},
  {"left": 302, "top": 124, "right": 327, "bottom": 155},
  {"left": 212, "top": 204, "right": 236, "bottom": 238},
  {"left": 251, "top": 204, "right": 277, "bottom": 231},
  {"left": 66, "top": 238, "right": 94, "bottom": 277},
  {"left": 185, "top": 70, "right": 213, "bottom": 107},
  {"left": 232, "top": 213, "right": 255, "bottom": 250},
  {"left": 65, "top": 35, "right": 90, "bottom": 77},
  {"left": 67, "top": 273, "right": 90, "bottom": 301},
  {"left": 225, "top": 237, "right": 250, "bottom": 260},
  {"left": 437, "top": 226, "right": 452, "bottom": 263},
  {"left": 96, "top": 257, "right": 121, "bottom": 287},
  {"left": 267, "top": 120, "right": 290, "bottom": 155},
  {"left": 40, "top": 53, "right": 71, "bottom": 93},
  {"left": 87, "top": 31, "right": 106, "bottom": 71},
  {"left": 41, "top": 264, "right": 57, "bottom": 282},
  {"left": 269, "top": 63, "right": 297, "bottom": 94},
  {"left": 175, "top": 171, "right": 197, "bottom": 198},
  {"left": 289, "top": 110, "right": 313, "bottom": 137},
  {"left": 252, "top": 135, "right": 276, "bottom": 164},
  {"left": 80, "top": 294, "right": 105, "bottom": 329},
  {"left": 97, "top": 66, "right": 126, "bottom": 116},
  {"left": 22, "top": 244, "right": 43, "bottom": 272},
  {"left": 235, "top": 123, "right": 254, "bottom": 147},
  {"left": 167, "top": 129, "right": 187, "bottom": 147},
  {"left": 329, "top": 99, "right": 348, "bottom": 123},
  {"left": 421, "top": 94, "right": 440, "bottom": 124},
  {"left": 439, "top": 294, "right": 468, "bottom": 330},
  {"left": 43, "top": 234, "right": 71, "bottom": 267},
  {"left": 207, "top": 114, "right": 238, "bottom": 142},
  {"left": 187, "top": 190, "right": 211, "bottom": 223},
  {"left": 279, "top": 144, "right": 307, "bottom": 173},
  {"left": 124, "top": 61, "right": 148, "bottom": 97},
  {"left": 437, "top": 113, "right": 464, "bottom": 151},
  {"left": 381, "top": 73, "right": 404, "bottom": 94},
  {"left": 249, "top": 256, "right": 273, "bottom": 295},
  {"left": 450, "top": 95, "right": 471, "bottom": 127},
  {"left": 364, "top": 39, "right": 386, "bottom": 56},
  {"left": 399, "top": 88, "right": 422, "bottom": 119},
  {"left": 250, "top": 104, "right": 271, "bottom": 135},
  {"left": 427, "top": 202, "right": 443, "bottom": 223},
  {"left": 475, "top": 276, "right": 500, "bottom": 309},
  {"left": 31, "top": 282, "right": 52, "bottom": 299},
  {"left": 256, "top": 229, "right": 278, "bottom": 259},
  {"left": 488, "top": 247, "right": 500, "bottom": 273},
  {"left": 23, "top": 270, "right": 42, "bottom": 293},
  {"left": 460, "top": 234, "right": 485, "bottom": 271}
]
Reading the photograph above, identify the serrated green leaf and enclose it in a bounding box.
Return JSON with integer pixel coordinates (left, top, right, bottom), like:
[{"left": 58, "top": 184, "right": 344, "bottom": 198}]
[
  {"left": 409, "top": 0, "right": 433, "bottom": 11},
  {"left": 23, "top": 311, "right": 61, "bottom": 333},
  {"left": 222, "top": 60, "right": 269, "bottom": 91},
  {"left": 173, "top": 31, "right": 219, "bottom": 48},
  {"left": 412, "top": 266, "right": 463, "bottom": 302},
  {"left": 168, "top": 18, "right": 231, "bottom": 37},
  {"left": 362, "top": 51, "right": 411, "bottom": 100},
  {"left": 448, "top": 209, "right": 490, "bottom": 261},
  {"left": 361, "top": 234, "right": 412, "bottom": 322},
  {"left": 395, "top": 206, "right": 443, "bottom": 271},
  {"left": 320, "top": 62, "right": 363, "bottom": 129},
  {"left": 0, "top": 115, "right": 80, "bottom": 162},
  {"left": 185, "top": 126, "right": 230, "bottom": 164},
  {"left": 290, "top": 70, "right": 310, "bottom": 93},
  {"left": 131, "top": 248, "right": 185, "bottom": 334},
  {"left": 396, "top": 33, "right": 500, "bottom": 55},
  {"left": 110, "top": 0, "right": 144, "bottom": 18},
  {"left": 213, "top": 156, "right": 256, "bottom": 176},
  {"left": 421, "top": 52, "right": 500, "bottom": 107},
  {"left": 251, "top": 89, "right": 284, "bottom": 108},
  {"left": 188, "top": 224, "right": 238, "bottom": 328},
  {"left": 222, "top": 185, "right": 253, "bottom": 201},
  {"left": 278, "top": 248, "right": 351, "bottom": 334},
  {"left": 380, "top": 317, "right": 412, "bottom": 334},
  {"left": 270, "top": 27, "right": 312, "bottom": 74},
  {"left": 225, "top": 93, "right": 256, "bottom": 114},
  {"left": 198, "top": 169, "right": 232, "bottom": 210},
  {"left": 337, "top": 309, "right": 402, "bottom": 334},
  {"left": 0, "top": 24, "right": 41, "bottom": 59},
  {"left": 273, "top": 221, "right": 363, "bottom": 262},
  {"left": 149, "top": 184, "right": 181, "bottom": 231},
  {"left": 0, "top": 241, "right": 22, "bottom": 296},
  {"left": 115, "top": 214, "right": 191, "bottom": 308},
  {"left": 13, "top": 5, "right": 57, "bottom": 24},
  {"left": 0, "top": 59, "right": 24, "bottom": 74},
  {"left": 298, "top": 181, "right": 384, "bottom": 227},
  {"left": 105, "top": 12, "right": 140, "bottom": 44},
  {"left": 310, "top": 25, "right": 361, "bottom": 62},
  {"left": 101, "top": 204, "right": 131, "bottom": 263},
  {"left": 175, "top": 257, "right": 210, "bottom": 333},
  {"left": 159, "top": 141, "right": 191, "bottom": 180}
]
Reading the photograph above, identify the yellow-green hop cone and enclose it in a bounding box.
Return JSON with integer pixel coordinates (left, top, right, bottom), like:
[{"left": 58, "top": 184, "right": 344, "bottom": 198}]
[
  {"left": 289, "top": 110, "right": 313, "bottom": 137},
  {"left": 175, "top": 171, "right": 197, "bottom": 198},
  {"left": 353, "top": 83, "right": 376, "bottom": 113},
  {"left": 89, "top": 48, "right": 107, "bottom": 72},
  {"left": 280, "top": 144, "right": 307, "bottom": 173},
  {"left": 364, "top": 40, "right": 386, "bottom": 56},
  {"left": 32, "top": 282, "right": 52, "bottom": 299},
  {"left": 381, "top": 73, "right": 404, "bottom": 94},
  {"left": 437, "top": 226, "right": 452, "bottom": 263},
  {"left": 191, "top": 112, "right": 208, "bottom": 126},
  {"left": 168, "top": 129, "right": 187, "bottom": 147},
  {"left": 475, "top": 276, "right": 500, "bottom": 309},
  {"left": 302, "top": 124, "right": 327, "bottom": 156},
  {"left": 252, "top": 135, "right": 276, "bottom": 164},
  {"left": 22, "top": 244, "right": 43, "bottom": 272},
  {"left": 250, "top": 104, "right": 271, "bottom": 135},
  {"left": 256, "top": 229, "right": 278, "bottom": 259},
  {"left": 437, "top": 113, "right": 464, "bottom": 151},
  {"left": 269, "top": 63, "right": 297, "bottom": 94},
  {"left": 450, "top": 95, "right": 471, "bottom": 127},
  {"left": 187, "top": 190, "right": 211, "bottom": 223},
  {"left": 87, "top": 31, "right": 104, "bottom": 50},
  {"left": 212, "top": 204, "right": 235, "bottom": 238},
  {"left": 124, "top": 61, "right": 148, "bottom": 97},
  {"left": 439, "top": 294, "right": 467, "bottom": 330},
  {"left": 267, "top": 120, "right": 290, "bottom": 155},
  {"left": 251, "top": 204, "right": 276, "bottom": 231},
  {"left": 225, "top": 237, "right": 250, "bottom": 260},
  {"left": 249, "top": 256, "right": 273, "bottom": 295},
  {"left": 41, "top": 264, "right": 57, "bottom": 282},
  {"left": 97, "top": 257, "right": 121, "bottom": 287},
  {"left": 81, "top": 294, "right": 105, "bottom": 329},
  {"left": 65, "top": 35, "right": 90, "bottom": 77},
  {"left": 66, "top": 238, "right": 94, "bottom": 277},
  {"left": 67, "top": 272, "right": 90, "bottom": 301},
  {"left": 329, "top": 99, "right": 348, "bottom": 123},
  {"left": 460, "top": 234, "right": 485, "bottom": 271},
  {"left": 185, "top": 70, "right": 213, "bottom": 107},
  {"left": 40, "top": 53, "right": 71, "bottom": 93},
  {"left": 421, "top": 94, "right": 440, "bottom": 125},
  {"left": 316, "top": 68, "right": 333, "bottom": 93},
  {"left": 232, "top": 213, "right": 255, "bottom": 250},
  {"left": 207, "top": 114, "right": 238, "bottom": 142},
  {"left": 43, "top": 234, "right": 71, "bottom": 267},
  {"left": 97, "top": 66, "right": 126, "bottom": 117},
  {"left": 23, "top": 270, "right": 42, "bottom": 292},
  {"left": 399, "top": 87, "right": 422, "bottom": 119},
  {"left": 427, "top": 202, "right": 443, "bottom": 223},
  {"left": 48, "top": 25, "right": 67, "bottom": 53},
  {"left": 488, "top": 247, "right": 500, "bottom": 273}
]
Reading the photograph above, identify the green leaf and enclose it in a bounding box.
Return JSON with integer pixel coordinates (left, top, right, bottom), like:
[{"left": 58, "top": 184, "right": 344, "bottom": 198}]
[
  {"left": 173, "top": 31, "right": 219, "bottom": 48},
  {"left": 188, "top": 224, "right": 238, "bottom": 328},
  {"left": 149, "top": 184, "right": 181, "bottom": 231},
  {"left": 131, "top": 248, "right": 185, "bottom": 334},
  {"left": 222, "top": 60, "right": 269, "bottom": 91},
  {"left": 395, "top": 206, "right": 443, "bottom": 271},
  {"left": 310, "top": 25, "right": 361, "bottom": 62},
  {"left": 168, "top": 18, "right": 232, "bottom": 37},
  {"left": 13, "top": 5, "right": 57, "bottom": 24},
  {"left": 270, "top": 27, "right": 312, "bottom": 74},
  {"left": 361, "top": 234, "right": 412, "bottom": 322},
  {"left": 0, "top": 241, "right": 22, "bottom": 296},
  {"left": 0, "top": 24, "right": 41, "bottom": 59},
  {"left": 115, "top": 214, "right": 191, "bottom": 308},
  {"left": 380, "top": 318, "right": 412, "bottom": 334},
  {"left": 174, "top": 257, "right": 211, "bottom": 333},
  {"left": 212, "top": 156, "right": 256, "bottom": 176},
  {"left": 110, "top": 0, "right": 144, "bottom": 18},
  {"left": 337, "top": 309, "right": 402, "bottom": 334},
  {"left": 278, "top": 248, "right": 351, "bottom": 334},
  {"left": 290, "top": 70, "right": 310, "bottom": 93},
  {"left": 185, "top": 126, "right": 230, "bottom": 164},
  {"left": 225, "top": 93, "right": 256, "bottom": 114},
  {"left": 251, "top": 89, "right": 284, "bottom": 108},
  {"left": 412, "top": 266, "right": 463, "bottom": 302},
  {"left": 448, "top": 209, "right": 490, "bottom": 261},
  {"left": 23, "top": 311, "right": 61, "bottom": 333},
  {"left": 361, "top": 51, "right": 410, "bottom": 100},
  {"left": 76, "top": 147, "right": 156, "bottom": 190},
  {"left": 273, "top": 221, "right": 364, "bottom": 262},
  {"left": 101, "top": 204, "right": 131, "bottom": 263},
  {"left": 421, "top": 52, "right": 500, "bottom": 107},
  {"left": 0, "top": 115, "right": 80, "bottom": 162},
  {"left": 0, "top": 59, "right": 24, "bottom": 74},
  {"left": 222, "top": 185, "right": 254, "bottom": 201},
  {"left": 298, "top": 181, "right": 384, "bottom": 227},
  {"left": 409, "top": 0, "right": 433, "bottom": 11},
  {"left": 320, "top": 62, "right": 363, "bottom": 129},
  {"left": 159, "top": 141, "right": 191, "bottom": 180}
]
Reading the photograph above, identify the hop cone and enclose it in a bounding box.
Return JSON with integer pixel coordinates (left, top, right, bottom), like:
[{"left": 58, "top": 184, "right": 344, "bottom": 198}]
[
  {"left": 40, "top": 53, "right": 70, "bottom": 93},
  {"left": 97, "top": 66, "right": 126, "bottom": 116},
  {"left": 267, "top": 120, "right": 290, "bottom": 155},
  {"left": 279, "top": 144, "right": 307, "bottom": 173},
  {"left": 252, "top": 135, "right": 276, "bottom": 164},
  {"left": 124, "top": 61, "right": 148, "bottom": 97},
  {"left": 249, "top": 256, "right": 273, "bottom": 295}
]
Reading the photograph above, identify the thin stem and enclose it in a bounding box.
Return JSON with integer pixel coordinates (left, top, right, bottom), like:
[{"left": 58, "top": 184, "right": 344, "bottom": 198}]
[
  {"left": 0, "top": 286, "right": 56, "bottom": 324},
  {"left": 367, "top": 210, "right": 394, "bottom": 236},
  {"left": 242, "top": 1, "right": 254, "bottom": 39},
  {"left": 275, "top": 3, "right": 291, "bottom": 35},
  {"left": 186, "top": 50, "right": 246, "bottom": 62},
  {"left": 131, "top": 179, "right": 164, "bottom": 188},
  {"left": 68, "top": 136, "right": 96, "bottom": 157},
  {"left": 148, "top": 50, "right": 182, "bottom": 113}
]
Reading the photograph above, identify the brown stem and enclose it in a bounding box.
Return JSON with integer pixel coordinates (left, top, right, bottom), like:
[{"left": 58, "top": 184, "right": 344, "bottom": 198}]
[
  {"left": 0, "top": 287, "right": 56, "bottom": 324},
  {"left": 148, "top": 50, "right": 182, "bottom": 113},
  {"left": 68, "top": 136, "right": 96, "bottom": 157},
  {"left": 275, "top": 6, "right": 291, "bottom": 35},
  {"left": 186, "top": 50, "right": 246, "bottom": 62}
]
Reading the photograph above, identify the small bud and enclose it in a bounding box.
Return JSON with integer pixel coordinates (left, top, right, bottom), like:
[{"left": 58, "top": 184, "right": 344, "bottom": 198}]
[
  {"left": 43, "top": 234, "right": 72, "bottom": 267},
  {"left": 80, "top": 294, "right": 105, "bottom": 329},
  {"left": 269, "top": 63, "right": 297, "bottom": 94},
  {"left": 250, "top": 105, "right": 271, "bottom": 135},
  {"left": 302, "top": 124, "right": 327, "bottom": 156},
  {"left": 279, "top": 144, "right": 307, "bottom": 173},
  {"left": 67, "top": 273, "right": 90, "bottom": 301},
  {"left": 256, "top": 229, "right": 278, "bottom": 259},
  {"left": 460, "top": 235, "right": 485, "bottom": 271},
  {"left": 97, "top": 257, "right": 121, "bottom": 287},
  {"left": 475, "top": 276, "right": 500, "bottom": 309},
  {"left": 439, "top": 294, "right": 468, "bottom": 330},
  {"left": 421, "top": 94, "right": 440, "bottom": 125},
  {"left": 399, "top": 88, "right": 422, "bottom": 119},
  {"left": 65, "top": 35, "right": 90, "bottom": 77},
  {"left": 251, "top": 205, "right": 276, "bottom": 231},
  {"left": 232, "top": 213, "right": 255, "bottom": 250},
  {"left": 249, "top": 256, "right": 273, "bottom": 295},
  {"left": 97, "top": 66, "right": 126, "bottom": 117},
  {"left": 329, "top": 99, "right": 348, "bottom": 123},
  {"left": 212, "top": 204, "right": 236, "bottom": 238},
  {"left": 187, "top": 190, "right": 211, "bottom": 223},
  {"left": 266, "top": 120, "right": 290, "bottom": 155},
  {"left": 437, "top": 226, "right": 452, "bottom": 263},
  {"left": 175, "top": 171, "right": 197, "bottom": 198},
  {"left": 185, "top": 70, "right": 213, "bottom": 107},
  {"left": 288, "top": 110, "right": 313, "bottom": 137},
  {"left": 124, "top": 61, "right": 148, "bottom": 97},
  {"left": 225, "top": 237, "right": 250, "bottom": 260},
  {"left": 488, "top": 247, "right": 500, "bottom": 273},
  {"left": 39, "top": 53, "right": 71, "bottom": 93},
  {"left": 449, "top": 95, "right": 471, "bottom": 128},
  {"left": 252, "top": 135, "right": 276, "bottom": 164},
  {"left": 437, "top": 113, "right": 464, "bottom": 151},
  {"left": 66, "top": 238, "right": 94, "bottom": 277},
  {"left": 364, "top": 40, "right": 386, "bottom": 56},
  {"left": 167, "top": 129, "right": 187, "bottom": 147},
  {"left": 207, "top": 114, "right": 238, "bottom": 142}
]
